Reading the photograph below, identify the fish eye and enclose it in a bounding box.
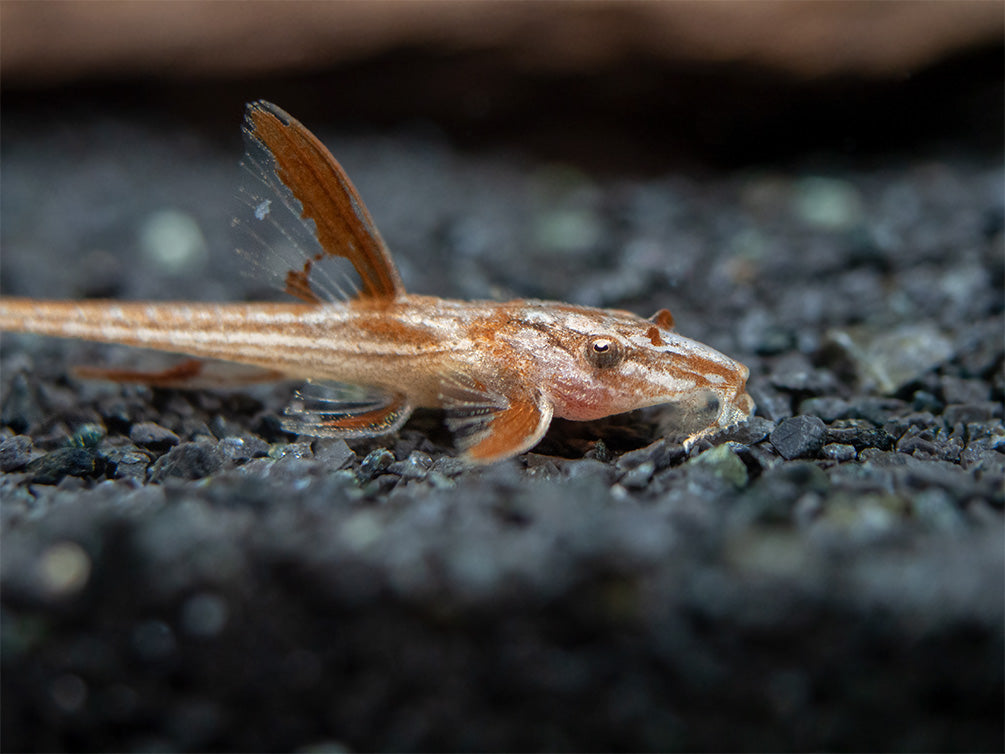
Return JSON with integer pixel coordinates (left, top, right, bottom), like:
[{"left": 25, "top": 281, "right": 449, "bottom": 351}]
[{"left": 586, "top": 336, "right": 622, "bottom": 368}]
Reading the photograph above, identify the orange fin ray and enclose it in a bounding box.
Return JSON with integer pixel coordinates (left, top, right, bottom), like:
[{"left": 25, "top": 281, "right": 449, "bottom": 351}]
[
  {"left": 73, "top": 359, "right": 284, "bottom": 389},
  {"left": 281, "top": 381, "right": 412, "bottom": 439},
  {"left": 649, "top": 308, "right": 675, "bottom": 330},
  {"left": 440, "top": 373, "right": 554, "bottom": 464},
  {"left": 244, "top": 100, "right": 404, "bottom": 304}
]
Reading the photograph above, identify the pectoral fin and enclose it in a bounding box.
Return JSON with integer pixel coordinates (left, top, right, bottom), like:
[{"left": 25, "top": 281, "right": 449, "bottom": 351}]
[
  {"left": 441, "top": 374, "right": 554, "bottom": 463},
  {"left": 281, "top": 381, "right": 411, "bottom": 439}
]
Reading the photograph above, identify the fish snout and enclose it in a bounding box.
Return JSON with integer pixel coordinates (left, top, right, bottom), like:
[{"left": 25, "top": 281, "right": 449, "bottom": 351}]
[
  {"left": 718, "top": 366, "right": 754, "bottom": 428},
  {"left": 726, "top": 388, "right": 754, "bottom": 423}
]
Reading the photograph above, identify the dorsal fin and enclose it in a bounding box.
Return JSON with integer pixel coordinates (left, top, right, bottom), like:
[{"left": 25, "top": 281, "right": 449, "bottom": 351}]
[{"left": 244, "top": 100, "right": 405, "bottom": 302}]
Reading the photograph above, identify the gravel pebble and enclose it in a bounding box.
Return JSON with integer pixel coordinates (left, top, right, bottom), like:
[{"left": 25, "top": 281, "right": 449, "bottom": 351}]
[
  {"left": 940, "top": 376, "right": 990, "bottom": 404},
  {"left": 393, "top": 450, "right": 433, "bottom": 480},
  {"left": 799, "top": 396, "right": 852, "bottom": 422},
  {"left": 769, "top": 415, "right": 827, "bottom": 460},
  {"left": 821, "top": 443, "right": 857, "bottom": 462},
  {"left": 0, "top": 435, "right": 32, "bottom": 472},
  {"left": 129, "top": 422, "right": 180, "bottom": 451},
  {"left": 769, "top": 353, "right": 839, "bottom": 395},
  {"left": 562, "top": 458, "right": 616, "bottom": 484},
  {"left": 217, "top": 436, "right": 268, "bottom": 463},
  {"left": 747, "top": 383, "right": 793, "bottom": 422},
  {"left": 0, "top": 373, "right": 44, "bottom": 434},
  {"left": 824, "top": 419, "right": 895, "bottom": 451},
  {"left": 791, "top": 176, "right": 863, "bottom": 230},
  {"left": 26, "top": 447, "right": 105, "bottom": 485},
  {"left": 912, "top": 489, "right": 967, "bottom": 533},
  {"left": 358, "top": 448, "right": 395, "bottom": 482},
  {"left": 104, "top": 447, "right": 153, "bottom": 480},
  {"left": 943, "top": 402, "right": 1002, "bottom": 425},
  {"left": 1, "top": 97, "right": 1002, "bottom": 754},
  {"left": 911, "top": 390, "right": 943, "bottom": 413},
  {"left": 615, "top": 438, "right": 684, "bottom": 473},
  {"left": 268, "top": 442, "right": 313, "bottom": 460},
  {"left": 71, "top": 423, "right": 106, "bottom": 448},
  {"left": 687, "top": 443, "right": 748, "bottom": 488},
  {"left": 619, "top": 460, "right": 655, "bottom": 489},
  {"left": 897, "top": 426, "right": 963, "bottom": 463},
  {"left": 824, "top": 324, "right": 955, "bottom": 394},
  {"left": 148, "top": 441, "right": 225, "bottom": 482},
  {"left": 708, "top": 416, "right": 774, "bottom": 445},
  {"left": 311, "top": 439, "right": 356, "bottom": 469},
  {"left": 847, "top": 397, "right": 909, "bottom": 426},
  {"left": 741, "top": 461, "right": 828, "bottom": 524}
]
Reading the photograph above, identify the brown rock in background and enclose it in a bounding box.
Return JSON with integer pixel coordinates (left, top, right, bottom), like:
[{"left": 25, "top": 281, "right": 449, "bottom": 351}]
[{"left": 2, "top": 0, "right": 1002, "bottom": 85}]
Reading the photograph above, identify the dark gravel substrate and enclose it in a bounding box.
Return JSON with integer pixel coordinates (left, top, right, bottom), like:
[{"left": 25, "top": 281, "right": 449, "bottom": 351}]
[{"left": 1, "top": 93, "right": 1003, "bottom": 752}]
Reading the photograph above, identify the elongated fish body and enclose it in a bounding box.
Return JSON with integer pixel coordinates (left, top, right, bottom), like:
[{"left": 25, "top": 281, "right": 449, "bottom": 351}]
[{"left": 0, "top": 101, "right": 753, "bottom": 463}]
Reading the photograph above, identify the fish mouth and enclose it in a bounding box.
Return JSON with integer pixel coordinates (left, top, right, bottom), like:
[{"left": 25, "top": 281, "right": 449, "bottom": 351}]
[
  {"left": 649, "top": 382, "right": 752, "bottom": 440},
  {"left": 718, "top": 388, "right": 755, "bottom": 428},
  {"left": 719, "top": 357, "right": 753, "bottom": 427}
]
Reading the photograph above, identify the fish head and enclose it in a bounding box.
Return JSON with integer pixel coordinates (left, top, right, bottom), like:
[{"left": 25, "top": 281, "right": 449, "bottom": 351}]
[{"left": 516, "top": 304, "right": 754, "bottom": 433}]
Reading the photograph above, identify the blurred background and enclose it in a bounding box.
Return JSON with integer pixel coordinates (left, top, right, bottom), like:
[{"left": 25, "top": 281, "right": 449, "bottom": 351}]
[
  {"left": 2, "top": 0, "right": 1001, "bottom": 308},
  {"left": 2, "top": 4, "right": 1003, "bottom": 753},
  {"left": 2, "top": 0, "right": 1002, "bottom": 166}
]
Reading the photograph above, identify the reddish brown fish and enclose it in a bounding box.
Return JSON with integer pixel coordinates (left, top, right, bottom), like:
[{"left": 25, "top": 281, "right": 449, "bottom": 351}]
[{"left": 0, "top": 101, "right": 753, "bottom": 463}]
